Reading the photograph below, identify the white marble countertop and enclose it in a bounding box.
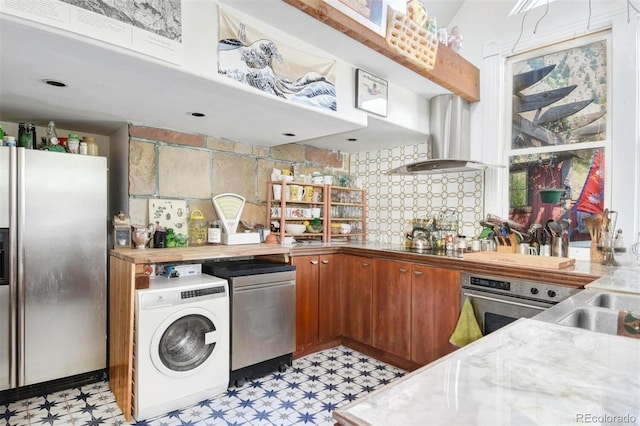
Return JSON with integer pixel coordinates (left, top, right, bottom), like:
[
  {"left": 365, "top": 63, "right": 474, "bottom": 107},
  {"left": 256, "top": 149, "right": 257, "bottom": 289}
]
[
  {"left": 333, "top": 318, "right": 640, "bottom": 426},
  {"left": 586, "top": 266, "right": 640, "bottom": 294}
]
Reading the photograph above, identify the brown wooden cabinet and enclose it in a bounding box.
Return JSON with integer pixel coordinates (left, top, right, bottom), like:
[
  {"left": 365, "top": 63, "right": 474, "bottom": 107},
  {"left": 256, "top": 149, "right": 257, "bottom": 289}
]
[
  {"left": 292, "top": 256, "right": 319, "bottom": 352},
  {"left": 292, "top": 254, "right": 342, "bottom": 354},
  {"left": 342, "top": 255, "right": 373, "bottom": 345},
  {"left": 410, "top": 265, "right": 461, "bottom": 365},
  {"left": 318, "top": 254, "right": 343, "bottom": 341},
  {"left": 372, "top": 259, "right": 412, "bottom": 359}
]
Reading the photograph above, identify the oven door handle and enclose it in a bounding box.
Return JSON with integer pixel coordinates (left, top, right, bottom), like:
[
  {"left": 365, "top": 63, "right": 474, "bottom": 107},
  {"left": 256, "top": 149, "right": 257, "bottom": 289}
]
[{"left": 462, "top": 291, "right": 547, "bottom": 311}]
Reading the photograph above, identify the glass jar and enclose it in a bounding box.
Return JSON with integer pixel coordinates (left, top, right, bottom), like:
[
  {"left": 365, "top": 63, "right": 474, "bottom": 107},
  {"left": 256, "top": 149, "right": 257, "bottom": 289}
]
[
  {"left": 18, "top": 122, "right": 36, "bottom": 149},
  {"left": 82, "top": 136, "right": 99, "bottom": 156},
  {"left": 188, "top": 209, "right": 207, "bottom": 246},
  {"left": 207, "top": 221, "right": 221, "bottom": 245},
  {"left": 68, "top": 133, "right": 80, "bottom": 154}
]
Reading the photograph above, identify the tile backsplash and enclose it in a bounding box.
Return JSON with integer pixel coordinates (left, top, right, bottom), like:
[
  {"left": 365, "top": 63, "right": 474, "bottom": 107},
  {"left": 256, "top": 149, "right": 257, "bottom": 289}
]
[{"left": 350, "top": 143, "right": 484, "bottom": 244}]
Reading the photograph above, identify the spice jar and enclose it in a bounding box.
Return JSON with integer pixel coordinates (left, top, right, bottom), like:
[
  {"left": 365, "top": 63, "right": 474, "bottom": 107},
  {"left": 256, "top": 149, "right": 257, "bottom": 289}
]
[
  {"left": 82, "top": 136, "right": 99, "bottom": 156},
  {"left": 188, "top": 209, "right": 207, "bottom": 246},
  {"left": 207, "top": 221, "right": 221, "bottom": 245}
]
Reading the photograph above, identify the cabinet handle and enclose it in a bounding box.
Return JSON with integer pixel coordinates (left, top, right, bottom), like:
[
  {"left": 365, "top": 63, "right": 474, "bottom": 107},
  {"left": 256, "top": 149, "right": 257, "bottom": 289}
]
[
  {"left": 399, "top": 268, "right": 408, "bottom": 273},
  {"left": 321, "top": 259, "right": 329, "bottom": 264},
  {"left": 310, "top": 260, "right": 319, "bottom": 265},
  {"left": 362, "top": 262, "right": 370, "bottom": 267},
  {"left": 413, "top": 270, "right": 424, "bottom": 275}
]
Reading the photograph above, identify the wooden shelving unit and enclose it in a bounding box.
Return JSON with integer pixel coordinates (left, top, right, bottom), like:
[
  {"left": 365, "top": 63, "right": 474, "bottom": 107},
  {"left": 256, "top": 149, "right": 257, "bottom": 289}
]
[{"left": 266, "top": 181, "right": 367, "bottom": 242}]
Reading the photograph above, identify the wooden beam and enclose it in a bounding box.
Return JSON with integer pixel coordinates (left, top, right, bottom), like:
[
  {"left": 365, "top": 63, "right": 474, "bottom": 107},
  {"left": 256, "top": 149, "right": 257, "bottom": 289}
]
[{"left": 283, "top": 0, "right": 480, "bottom": 102}]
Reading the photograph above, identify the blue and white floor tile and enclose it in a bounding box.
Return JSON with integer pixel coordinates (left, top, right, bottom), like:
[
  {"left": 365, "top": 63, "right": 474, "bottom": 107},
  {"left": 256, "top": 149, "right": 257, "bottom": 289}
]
[{"left": 2, "top": 346, "right": 405, "bottom": 426}]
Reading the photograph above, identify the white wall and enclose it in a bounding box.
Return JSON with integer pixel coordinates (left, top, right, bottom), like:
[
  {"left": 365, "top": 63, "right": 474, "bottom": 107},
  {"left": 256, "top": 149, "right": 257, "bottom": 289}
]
[{"left": 451, "top": 0, "right": 640, "bottom": 242}]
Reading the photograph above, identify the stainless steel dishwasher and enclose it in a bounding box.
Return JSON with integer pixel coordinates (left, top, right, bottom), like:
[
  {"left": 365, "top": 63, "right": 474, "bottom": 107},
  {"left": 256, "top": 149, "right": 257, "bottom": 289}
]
[{"left": 204, "top": 259, "right": 296, "bottom": 387}]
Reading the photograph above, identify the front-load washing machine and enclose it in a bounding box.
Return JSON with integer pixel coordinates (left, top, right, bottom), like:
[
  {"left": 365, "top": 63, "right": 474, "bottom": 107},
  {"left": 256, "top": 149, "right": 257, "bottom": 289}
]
[{"left": 134, "top": 273, "right": 229, "bottom": 421}]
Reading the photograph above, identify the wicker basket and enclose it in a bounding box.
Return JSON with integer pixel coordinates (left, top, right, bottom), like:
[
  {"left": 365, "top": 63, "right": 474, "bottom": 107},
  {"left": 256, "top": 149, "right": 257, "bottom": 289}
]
[{"left": 385, "top": 6, "right": 438, "bottom": 71}]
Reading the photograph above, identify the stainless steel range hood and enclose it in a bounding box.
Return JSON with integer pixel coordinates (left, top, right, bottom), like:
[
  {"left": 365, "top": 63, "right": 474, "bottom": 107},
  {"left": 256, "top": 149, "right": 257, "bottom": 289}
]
[{"left": 389, "top": 94, "right": 489, "bottom": 174}]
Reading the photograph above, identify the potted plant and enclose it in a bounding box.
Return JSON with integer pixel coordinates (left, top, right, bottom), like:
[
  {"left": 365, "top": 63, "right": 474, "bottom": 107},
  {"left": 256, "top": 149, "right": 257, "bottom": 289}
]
[{"left": 539, "top": 188, "right": 564, "bottom": 203}]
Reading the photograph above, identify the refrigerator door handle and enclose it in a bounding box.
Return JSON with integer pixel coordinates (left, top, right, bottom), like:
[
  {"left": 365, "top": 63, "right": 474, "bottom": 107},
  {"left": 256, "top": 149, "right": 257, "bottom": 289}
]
[{"left": 16, "top": 147, "right": 25, "bottom": 387}]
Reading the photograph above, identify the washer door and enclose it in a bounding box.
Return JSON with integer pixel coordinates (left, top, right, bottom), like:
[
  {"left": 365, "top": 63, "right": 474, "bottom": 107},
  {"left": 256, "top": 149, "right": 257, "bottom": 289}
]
[{"left": 150, "top": 307, "right": 222, "bottom": 377}]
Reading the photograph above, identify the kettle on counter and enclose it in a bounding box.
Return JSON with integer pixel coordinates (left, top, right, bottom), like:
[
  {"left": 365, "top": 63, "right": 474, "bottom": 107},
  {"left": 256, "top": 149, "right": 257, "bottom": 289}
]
[{"left": 410, "top": 227, "right": 432, "bottom": 251}]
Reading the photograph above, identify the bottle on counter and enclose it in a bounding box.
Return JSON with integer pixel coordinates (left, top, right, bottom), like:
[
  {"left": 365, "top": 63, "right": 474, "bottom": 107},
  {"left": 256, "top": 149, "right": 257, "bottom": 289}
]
[{"left": 208, "top": 221, "right": 221, "bottom": 245}]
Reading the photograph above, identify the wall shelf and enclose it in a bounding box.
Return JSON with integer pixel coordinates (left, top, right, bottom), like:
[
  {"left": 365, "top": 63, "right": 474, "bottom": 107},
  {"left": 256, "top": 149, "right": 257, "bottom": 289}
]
[{"left": 284, "top": 0, "right": 480, "bottom": 102}]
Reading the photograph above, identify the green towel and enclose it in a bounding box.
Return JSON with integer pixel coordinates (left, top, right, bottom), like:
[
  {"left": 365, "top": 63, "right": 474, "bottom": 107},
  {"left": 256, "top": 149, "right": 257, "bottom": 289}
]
[{"left": 449, "top": 298, "right": 483, "bottom": 347}]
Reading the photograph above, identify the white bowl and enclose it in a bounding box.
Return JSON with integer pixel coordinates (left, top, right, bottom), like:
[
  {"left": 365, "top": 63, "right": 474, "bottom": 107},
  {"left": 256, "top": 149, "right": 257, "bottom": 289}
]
[{"left": 285, "top": 224, "right": 306, "bottom": 234}]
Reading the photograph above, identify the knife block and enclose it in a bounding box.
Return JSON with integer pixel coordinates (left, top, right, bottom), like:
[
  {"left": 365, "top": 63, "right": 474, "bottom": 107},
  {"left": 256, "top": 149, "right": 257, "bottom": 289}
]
[{"left": 496, "top": 234, "right": 518, "bottom": 253}]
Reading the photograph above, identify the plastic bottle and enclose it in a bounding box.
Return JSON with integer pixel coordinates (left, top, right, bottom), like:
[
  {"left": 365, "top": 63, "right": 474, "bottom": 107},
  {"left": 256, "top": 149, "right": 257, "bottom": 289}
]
[{"left": 46, "top": 121, "right": 60, "bottom": 146}]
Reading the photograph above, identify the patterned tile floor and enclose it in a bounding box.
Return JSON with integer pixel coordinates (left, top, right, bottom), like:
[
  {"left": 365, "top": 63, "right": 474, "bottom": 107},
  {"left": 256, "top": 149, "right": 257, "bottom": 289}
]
[{"left": 2, "top": 346, "right": 406, "bottom": 426}]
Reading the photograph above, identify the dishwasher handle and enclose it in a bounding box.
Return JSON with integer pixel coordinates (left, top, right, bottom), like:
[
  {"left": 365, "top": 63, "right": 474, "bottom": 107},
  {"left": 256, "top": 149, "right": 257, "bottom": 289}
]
[{"left": 234, "top": 280, "right": 295, "bottom": 293}]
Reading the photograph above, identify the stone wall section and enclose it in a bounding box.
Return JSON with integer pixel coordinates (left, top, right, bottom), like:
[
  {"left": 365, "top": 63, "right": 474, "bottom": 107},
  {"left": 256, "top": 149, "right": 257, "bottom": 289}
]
[{"left": 128, "top": 125, "right": 349, "bottom": 229}]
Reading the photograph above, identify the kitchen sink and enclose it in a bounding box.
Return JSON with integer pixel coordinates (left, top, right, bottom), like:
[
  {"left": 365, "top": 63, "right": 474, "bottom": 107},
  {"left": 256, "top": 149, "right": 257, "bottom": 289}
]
[
  {"left": 557, "top": 307, "right": 620, "bottom": 334},
  {"left": 586, "top": 292, "right": 640, "bottom": 311},
  {"left": 534, "top": 289, "right": 640, "bottom": 338}
]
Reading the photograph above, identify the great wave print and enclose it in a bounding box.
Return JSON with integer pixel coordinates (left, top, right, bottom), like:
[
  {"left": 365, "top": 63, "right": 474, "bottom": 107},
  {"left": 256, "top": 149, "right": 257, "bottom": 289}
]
[{"left": 218, "top": 9, "right": 337, "bottom": 112}]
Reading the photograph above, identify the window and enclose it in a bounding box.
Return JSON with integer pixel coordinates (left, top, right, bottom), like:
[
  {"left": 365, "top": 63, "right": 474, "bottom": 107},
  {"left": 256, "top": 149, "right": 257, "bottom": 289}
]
[{"left": 507, "top": 32, "right": 610, "bottom": 245}]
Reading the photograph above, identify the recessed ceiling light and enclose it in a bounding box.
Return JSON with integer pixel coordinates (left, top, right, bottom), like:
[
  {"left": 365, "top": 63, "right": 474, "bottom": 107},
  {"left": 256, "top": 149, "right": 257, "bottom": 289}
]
[
  {"left": 282, "top": 133, "right": 296, "bottom": 137},
  {"left": 43, "top": 79, "right": 67, "bottom": 87},
  {"left": 347, "top": 138, "right": 358, "bottom": 142},
  {"left": 188, "top": 112, "right": 206, "bottom": 117}
]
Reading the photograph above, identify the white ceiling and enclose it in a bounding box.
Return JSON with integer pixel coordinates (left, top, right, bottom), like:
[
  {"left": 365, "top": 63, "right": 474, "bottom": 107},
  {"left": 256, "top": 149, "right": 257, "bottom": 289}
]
[{"left": 0, "top": 1, "right": 466, "bottom": 153}]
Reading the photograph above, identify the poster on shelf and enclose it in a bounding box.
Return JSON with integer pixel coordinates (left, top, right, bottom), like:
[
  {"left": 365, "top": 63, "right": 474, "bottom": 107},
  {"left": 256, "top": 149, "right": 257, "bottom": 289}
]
[
  {"left": 2, "top": 0, "right": 183, "bottom": 65},
  {"left": 218, "top": 7, "right": 337, "bottom": 112}
]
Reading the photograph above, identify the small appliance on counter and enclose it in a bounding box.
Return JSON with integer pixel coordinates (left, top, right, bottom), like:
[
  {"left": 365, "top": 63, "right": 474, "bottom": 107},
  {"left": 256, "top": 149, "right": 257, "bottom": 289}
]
[{"left": 212, "top": 193, "right": 260, "bottom": 245}]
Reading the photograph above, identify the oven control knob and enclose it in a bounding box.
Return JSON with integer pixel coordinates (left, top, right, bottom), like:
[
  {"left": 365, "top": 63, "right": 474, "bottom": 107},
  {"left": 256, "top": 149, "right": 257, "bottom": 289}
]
[
  {"left": 530, "top": 287, "right": 539, "bottom": 295},
  {"left": 547, "top": 290, "right": 557, "bottom": 298}
]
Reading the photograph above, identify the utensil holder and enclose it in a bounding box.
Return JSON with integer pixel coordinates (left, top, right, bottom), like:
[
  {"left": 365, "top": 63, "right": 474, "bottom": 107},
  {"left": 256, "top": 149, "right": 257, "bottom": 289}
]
[
  {"left": 590, "top": 241, "right": 603, "bottom": 263},
  {"left": 551, "top": 236, "right": 569, "bottom": 257}
]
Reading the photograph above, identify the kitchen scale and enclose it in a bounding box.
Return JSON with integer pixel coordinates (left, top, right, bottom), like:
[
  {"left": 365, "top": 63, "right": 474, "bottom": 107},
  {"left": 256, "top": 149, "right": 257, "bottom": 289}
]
[{"left": 212, "top": 193, "right": 261, "bottom": 245}]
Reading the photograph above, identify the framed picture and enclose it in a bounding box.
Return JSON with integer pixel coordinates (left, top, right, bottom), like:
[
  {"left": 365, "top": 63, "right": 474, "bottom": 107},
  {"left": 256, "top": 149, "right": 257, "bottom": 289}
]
[
  {"left": 324, "top": 0, "right": 389, "bottom": 37},
  {"left": 355, "top": 68, "right": 388, "bottom": 117}
]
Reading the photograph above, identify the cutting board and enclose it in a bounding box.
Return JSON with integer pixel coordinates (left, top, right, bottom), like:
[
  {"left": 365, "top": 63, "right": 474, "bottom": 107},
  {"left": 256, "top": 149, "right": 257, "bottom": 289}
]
[{"left": 463, "top": 252, "right": 575, "bottom": 269}]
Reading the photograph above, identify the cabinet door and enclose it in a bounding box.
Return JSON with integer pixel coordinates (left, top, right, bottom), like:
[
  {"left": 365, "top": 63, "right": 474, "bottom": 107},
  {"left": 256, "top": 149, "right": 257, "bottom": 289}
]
[
  {"left": 342, "top": 255, "right": 373, "bottom": 345},
  {"left": 411, "top": 266, "right": 461, "bottom": 365},
  {"left": 319, "top": 254, "right": 342, "bottom": 340},
  {"left": 372, "top": 259, "right": 412, "bottom": 359},
  {"left": 292, "top": 256, "right": 319, "bottom": 351}
]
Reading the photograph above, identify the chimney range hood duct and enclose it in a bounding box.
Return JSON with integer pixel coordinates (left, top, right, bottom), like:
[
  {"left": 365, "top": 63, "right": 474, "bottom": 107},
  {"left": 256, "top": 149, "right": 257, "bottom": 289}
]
[{"left": 389, "top": 94, "right": 489, "bottom": 175}]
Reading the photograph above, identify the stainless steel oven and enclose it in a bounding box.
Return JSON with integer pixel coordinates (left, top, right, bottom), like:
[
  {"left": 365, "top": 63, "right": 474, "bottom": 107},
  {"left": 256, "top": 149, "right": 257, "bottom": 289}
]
[{"left": 461, "top": 273, "right": 580, "bottom": 335}]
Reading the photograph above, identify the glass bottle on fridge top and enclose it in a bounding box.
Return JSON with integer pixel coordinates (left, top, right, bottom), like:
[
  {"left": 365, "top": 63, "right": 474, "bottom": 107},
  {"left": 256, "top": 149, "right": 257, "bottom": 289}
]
[{"left": 46, "top": 121, "right": 59, "bottom": 146}]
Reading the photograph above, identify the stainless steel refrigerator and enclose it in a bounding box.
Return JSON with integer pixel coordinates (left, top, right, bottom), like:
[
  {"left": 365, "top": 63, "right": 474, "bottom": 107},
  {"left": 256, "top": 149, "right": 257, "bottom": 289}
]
[{"left": 0, "top": 146, "right": 107, "bottom": 394}]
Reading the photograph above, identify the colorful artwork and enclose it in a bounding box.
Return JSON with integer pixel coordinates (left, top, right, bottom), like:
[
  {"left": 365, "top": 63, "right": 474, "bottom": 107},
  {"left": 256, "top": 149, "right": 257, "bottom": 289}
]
[{"left": 218, "top": 8, "right": 337, "bottom": 112}]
